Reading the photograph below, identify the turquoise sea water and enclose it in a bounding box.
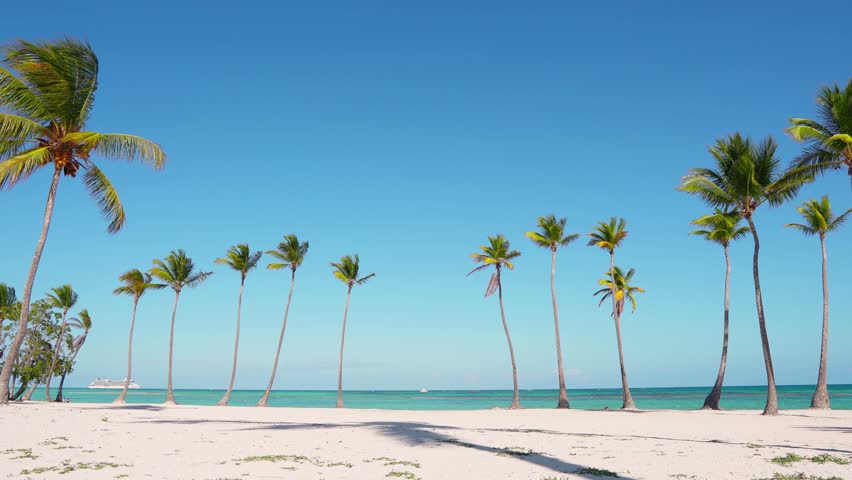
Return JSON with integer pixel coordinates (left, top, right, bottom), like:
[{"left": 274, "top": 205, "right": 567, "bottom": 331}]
[{"left": 26, "top": 384, "right": 852, "bottom": 410}]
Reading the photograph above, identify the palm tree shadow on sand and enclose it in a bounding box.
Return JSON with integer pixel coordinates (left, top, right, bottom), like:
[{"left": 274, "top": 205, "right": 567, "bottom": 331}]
[{"left": 111, "top": 413, "right": 635, "bottom": 477}]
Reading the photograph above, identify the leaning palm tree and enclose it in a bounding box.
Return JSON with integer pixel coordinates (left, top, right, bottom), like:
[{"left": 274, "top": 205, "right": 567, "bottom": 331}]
[
  {"left": 593, "top": 266, "right": 645, "bottom": 372},
  {"left": 331, "top": 254, "right": 375, "bottom": 408},
  {"left": 690, "top": 210, "right": 750, "bottom": 410},
  {"left": 257, "top": 234, "right": 309, "bottom": 407},
  {"left": 215, "top": 244, "right": 262, "bottom": 406},
  {"left": 149, "top": 250, "right": 212, "bottom": 405},
  {"left": 468, "top": 234, "right": 523, "bottom": 409},
  {"left": 55, "top": 309, "right": 91, "bottom": 402},
  {"left": 786, "top": 196, "right": 851, "bottom": 409},
  {"left": 113, "top": 269, "right": 164, "bottom": 403},
  {"left": 787, "top": 80, "right": 852, "bottom": 190},
  {"left": 0, "top": 38, "right": 165, "bottom": 402},
  {"left": 679, "top": 133, "right": 811, "bottom": 415},
  {"left": 43, "top": 285, "right": 78, "bottom": 401},
  {"left": 526, "top": 215, "right": 579, "bottom": 408},
  {"left": 588, "top": 218, "right": 636, "bottom": 409}
]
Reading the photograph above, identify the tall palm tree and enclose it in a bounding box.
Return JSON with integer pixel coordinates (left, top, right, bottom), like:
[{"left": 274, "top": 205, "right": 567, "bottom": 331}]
[
  {"left": 588, "top": 218, "right": 636, "bottom": 409},
  {"left": 55, "top": 309, "right": 91, "bottom": 402},
  {"left": 43, "top": 284, "right": 78, "bottom": 401},
  {"left": 331, "top": 254, "right": 375, "bottom": 408},
  {"left": 149, "top": 250, "right": 212, "bottom": 405},
  {"left": 113, "top": 270, "right": 164, "bottom": 403},
  {"left": 786, "top": 196, "right": 851, "bottom": 409},
  {"left": 214, "top": 244, "right": 262, "bottom": 406},
  {"left": 257, "top": 234, "right": 309, "bottom": 407},
  {"left": 0, "top": 39, "right": 166, "bottom": 403},
  {"left": 525, "top": 215, "right": 579, "bottom": 409},
  {"left": 468, "top": 234, "right": 523, "bottom": 409},
  {"left": 690, "top": 210, "right": 750, "bottom": 410},
  {"left": 679, "top": 133, "right": 811, "bottom": 415},
  {"left": 593, "top": 266, "right": 645, "bottom": 370},
  {"left": 787, "top": 80, "right": 852, "bottom": 190}
]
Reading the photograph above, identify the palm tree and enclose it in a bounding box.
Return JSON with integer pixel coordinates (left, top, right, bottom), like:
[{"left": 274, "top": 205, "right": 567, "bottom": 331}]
[
  {"left": 525, "top": 215, "right": 579, "bottom": 408},
  {"left": 149, "top": 250, "right": 212, "bottom": 405},
  {"left": 593, "top": 266, "right": 645, "bottom": 372},
  {"left": 0, "top": 39, "right": 165, "bottom": 403},
  {"left": 331, "top": 254, "right": 375, "bottom": 408},
  {"left": 113, "top": 270, "right": 164, "bottom": 403},
  {"left": 787, "top": 80, "right": 852, "bottom": 190},
  {"left": 690, "top": 210, "right": 750, "bottom": 409},
  {"left": 588, "top": 218, "right": 636, "bottom": 409},
  {"left": 43, "top": 285, "right": 78, "bottom": 401},
  {"left": 214, "top": 244, "right": 262, "bottom": 406},
  {"left": 55, "top": 309, "right": 91, "bottom": 402},
  {"left": 786, "top": 196, "right": 851, "bottom": 409},
  {"left": 679, "top": 133, "right": 811, "bottom": 415},
  {"left": 257, "top": 234, "right": 309, "bottom": 407},
  {"left": 468, "top": 234, "right": 523, "bottom": 409}
]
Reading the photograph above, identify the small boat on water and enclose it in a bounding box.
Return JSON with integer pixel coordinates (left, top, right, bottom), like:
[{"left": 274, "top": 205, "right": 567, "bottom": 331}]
[
  {"left": 88, "top": 378, "right": 140, "bottom": 389},
  {"left": 419, "top": 388, "right": 428, "bottom": 393}
]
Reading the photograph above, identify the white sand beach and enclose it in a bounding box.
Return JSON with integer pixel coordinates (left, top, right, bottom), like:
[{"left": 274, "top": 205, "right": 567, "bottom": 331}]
[{"left": 1, "top": 403, "right": 850, "bottom": 479}]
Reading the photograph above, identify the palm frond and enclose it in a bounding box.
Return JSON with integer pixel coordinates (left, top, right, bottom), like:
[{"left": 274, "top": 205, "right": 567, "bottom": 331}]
[
  {"left": 0, "top": 113, "right": 46, "bottom": 142},
  {"left": 45, "top": 284, "right": 78, "bottom": 311},
  {"left": 4, "top": 38, "right": 99, "bottom": 126},
  {"left": 113, "top": 269, "right": 164, "bottom": 299},
  {"left": 215, "top": 243, "right": 262, "bottom": 277},
  {"left": 0, "top": 283, "right": 16, "bottom": 308},
  {"left": 82, "top": 164, "right": 125, "bottom": 233},
  {"left": 68, "top": 309, "right": 92, "bottom": 331},
  {"left": 266, "top": 234, "right": 309, "bottom": 271},
  {"left": 587, "top": 217, "right": 628, "bottom": 251},
  {"left": 0, "top": 147, "right": 51, "bottom": 189},
  {"left": 63, "top": 132, "right": 165, "bottom": 169},
  {"left": 0, "top": 65, "right": 48, "bottom": 120}
]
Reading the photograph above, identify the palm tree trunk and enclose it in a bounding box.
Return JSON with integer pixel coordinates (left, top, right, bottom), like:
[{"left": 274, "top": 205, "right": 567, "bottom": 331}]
[
  {"left": 0, "top": 168, "right": 61, "bottom": 404},
  {"left": 218, "top": 277, "right": 245, "bottom": 406},
  {"left": 337, "top": 286, "right": 352, "bottom": 408},
  {"left": 811, "top": 234, "right": 830, "bottom": 409},
  {"left": 21, "top": 380, "right": 39, "bottom": 401},
  {"left": 497, "top": 269, "right": 521, "bottom": 409},
  {"left": 11, "top": 381, "right": 28, "bottom": 401},
  {"left": 610, "top": 251, "right": 636, "bottom": 409},
  {"left": 58, "top": 336, "right": 86, "bottom": 403},
  {"left": 165, "top": 290, "right": 181, "bottom": 405},
  {"left": 703, "top": 245, "right": 731, "bottom": 410},
  {"left": 745, "top": 216, "right": 778, "bottom": 415},
  {"left": 115, "top": 299, "right": 139, "bottom": 404},
  {"left": 44, "top": 310, "right": 69, "bottom": 401},
  {"left": 258, "top": 270, "right": 296, "bottom": 407},
  {"left": 54, "top": 373, "right": 66, "bottom": 402},
  {"left": 548, "top": 248, "right": 569, "bottom": 409}
]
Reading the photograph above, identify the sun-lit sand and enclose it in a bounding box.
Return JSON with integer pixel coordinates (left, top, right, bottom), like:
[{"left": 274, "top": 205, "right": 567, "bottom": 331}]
[{"left": 1, "top": 402, "right": 850, "bottom": 479}]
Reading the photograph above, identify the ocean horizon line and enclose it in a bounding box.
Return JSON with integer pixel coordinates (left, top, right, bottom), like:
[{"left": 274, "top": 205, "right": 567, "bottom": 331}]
[{"left": 64, "top": 383, "right": 852, "bottom": 392}]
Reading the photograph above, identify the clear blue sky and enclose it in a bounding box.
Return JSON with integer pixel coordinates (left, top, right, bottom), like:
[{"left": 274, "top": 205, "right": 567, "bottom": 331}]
[{"left": 3, "top": 1, "right": 850, "bottom": 391}]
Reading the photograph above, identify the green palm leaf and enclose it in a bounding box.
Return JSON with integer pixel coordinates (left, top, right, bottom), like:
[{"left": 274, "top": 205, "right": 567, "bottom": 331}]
[
  {"left": 83, "top": 164, "right": 125, "bottom": 233},
  {"left": 63, "top": 132, "right": 165, "bottom": 169},
  {"left": 0, "top": 147, "right": 50, "bottom": 190}
]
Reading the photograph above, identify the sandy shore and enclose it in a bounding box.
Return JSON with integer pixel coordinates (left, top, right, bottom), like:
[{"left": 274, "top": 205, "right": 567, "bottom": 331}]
[{"left": 1, "top": 403, "right": 850, "bottom": 479}]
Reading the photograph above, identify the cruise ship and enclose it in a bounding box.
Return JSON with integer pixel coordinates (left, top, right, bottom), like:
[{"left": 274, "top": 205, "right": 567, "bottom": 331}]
[{"left": 87, "top": 378, "right": 140, "bottom": 389}]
